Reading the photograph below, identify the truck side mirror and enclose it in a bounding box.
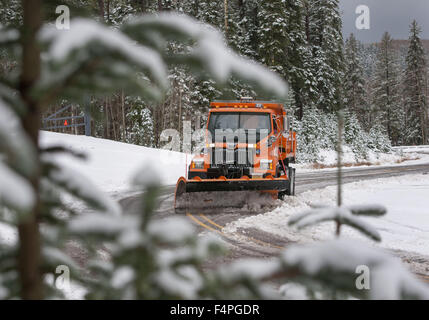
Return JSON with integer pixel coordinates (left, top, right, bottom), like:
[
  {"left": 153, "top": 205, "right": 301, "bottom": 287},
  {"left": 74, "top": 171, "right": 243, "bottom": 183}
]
[{"left": 284, "top": 116, "right": 290, "bottom": 132}]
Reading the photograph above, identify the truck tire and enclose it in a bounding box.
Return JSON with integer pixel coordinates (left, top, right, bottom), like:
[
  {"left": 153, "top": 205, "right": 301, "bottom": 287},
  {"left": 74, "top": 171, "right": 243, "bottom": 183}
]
[
  {"left": 278, "top": 190, "right": 286, "bottom": 200},
  {"left": 277, "top": 166, "right": 295, "bottom": 199},
  {"left": 286, "top": 167, "right": 295, "bottom": 196}
]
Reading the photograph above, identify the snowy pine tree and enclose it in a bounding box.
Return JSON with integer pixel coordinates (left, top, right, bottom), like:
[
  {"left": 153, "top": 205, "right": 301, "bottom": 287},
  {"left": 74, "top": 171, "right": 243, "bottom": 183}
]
[
  {"left": 257, "top": 0, "right": 290, "bottom": 78},
  {"left": 372, "top": 32, "right": 403, "bottom": 145},
  {"left": 306, "top": 0, "right": 345, "bottom": 113},
  {"left": 0, "top": 1, "right": 287, "bottom": 299},
  {"left": 344, "top": 33, "right": 368, "bottom": 126},
  {"left": 343, "top": 110, "right": 369, "bottom": 159},
  {"left": 125, "top": 96, "right": 155, "bottom": 147},
  {"left": 233, "top": 0, "right": 260, "bottom": 60},
  {"left": 2, "top": 0, "right": 426, "bottom": 301},
  {"left": 403, "top": 20, "right": 428, "bottom": 145},
  {"left": 0, "top": 0, "right": 21, "bottom": 26},
  {"left": 367, "top": 122, "right": 392, "bottom": 153}
]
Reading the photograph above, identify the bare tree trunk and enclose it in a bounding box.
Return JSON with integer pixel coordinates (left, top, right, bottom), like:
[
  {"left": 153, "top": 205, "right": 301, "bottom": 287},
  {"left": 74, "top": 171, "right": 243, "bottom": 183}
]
[
  {"left": 104, "top": 98, "right": 109, "bottom": 139},
  {"left": 238, "top": 0, "right": 244, "bottom": 20},
  {"left": 421, "top": 100, "right": 428, "bottom": 144},
  {"left": 161, "top": 102, "right": 165, "bottom": 131},
  {"left": 106, "top": 0, "right": 110, "bottom": 23},
  {"left": 423, "top": 69, "right": 429, "bottom": 144},
  {"left": 97, "top": 0, "right": 105, "bottom": 19},
  {"left": 97, "top": 0, "right": 108, "bottom": 158},
  {"left": 304, "top": 1, "right": 310, "bottom": 42},
  {"left": 110, "top": 100, "right": 117, "bottom": 140},
  {"left": 121, "top": 90, "right": 126, "bottom": 141},
  {"left": 107, "top": 97, "right": 111, "bottom": 139},
  {"left": 139, "top": 0, "right": 147, "bottom": 13},
  {"left": 224, "top": 0, "right": 228, "bottom": 36},
  {"left": 18, "top": 0, "right": 43, "bottom": 300}
]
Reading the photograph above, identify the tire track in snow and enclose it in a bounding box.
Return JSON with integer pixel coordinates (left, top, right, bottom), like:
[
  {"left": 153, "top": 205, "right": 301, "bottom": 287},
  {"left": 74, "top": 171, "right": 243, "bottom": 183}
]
[{"left": 120, "top": 160, "right": 429, "bottom": 281}]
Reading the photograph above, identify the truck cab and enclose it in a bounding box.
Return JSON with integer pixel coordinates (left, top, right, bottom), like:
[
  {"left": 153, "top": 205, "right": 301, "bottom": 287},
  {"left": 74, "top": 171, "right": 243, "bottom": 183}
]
[{"left": 188, "top": 98, "right": 296, "bottom": 183}]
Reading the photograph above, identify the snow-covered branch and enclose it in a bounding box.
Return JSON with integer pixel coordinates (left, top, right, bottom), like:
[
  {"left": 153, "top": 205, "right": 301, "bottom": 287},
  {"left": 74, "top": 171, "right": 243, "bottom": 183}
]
[
  {"left": 288, "top": 205, "right": 385, "bottom": 241},
  {"left": 0, "top": 98, "right": 37, "bottom": 178},
  {"left": 123, "top": 13, "right": 288, "bottom": 97},
  {"left": 280, "top": 239, "right": 429, "bottom": 300},
  {"left": 43, "top": 158, "right": 121, "bottom": 217}
]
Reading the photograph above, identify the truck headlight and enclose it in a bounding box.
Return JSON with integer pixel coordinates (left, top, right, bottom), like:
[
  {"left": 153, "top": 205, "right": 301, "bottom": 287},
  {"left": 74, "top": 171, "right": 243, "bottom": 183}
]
[
  {"left": 259, "top": 159, "right": 272, "bottom": 170},
  {"left": 192, "top": 159, "right": 204, "bottom": 169}
]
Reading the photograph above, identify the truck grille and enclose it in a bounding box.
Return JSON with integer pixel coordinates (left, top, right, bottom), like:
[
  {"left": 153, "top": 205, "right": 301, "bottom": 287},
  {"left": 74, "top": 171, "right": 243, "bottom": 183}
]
[{"left": 211, "top": 148, "right": 255, "bottom": 167}]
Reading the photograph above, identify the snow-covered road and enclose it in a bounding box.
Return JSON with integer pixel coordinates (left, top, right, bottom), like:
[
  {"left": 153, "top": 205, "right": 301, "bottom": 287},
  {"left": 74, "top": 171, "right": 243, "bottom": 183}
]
[
  {"left": 3, "top": 132, "right": 429, "bottom": 279},
  {"left": 117, "top": 161, "right": 429, "bottom": 279},
  {"left": 34, "top": 132, "right": 429, "bottom": 261},
  {"left": 224, "top": 173, "right": 429, "bottom": 257}
]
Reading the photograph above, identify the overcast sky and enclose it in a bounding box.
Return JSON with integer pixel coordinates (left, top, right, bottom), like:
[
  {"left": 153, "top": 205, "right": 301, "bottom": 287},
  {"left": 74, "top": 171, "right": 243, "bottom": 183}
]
[{"left": 339, "top": 0, "right": 429, "bottom": 43}]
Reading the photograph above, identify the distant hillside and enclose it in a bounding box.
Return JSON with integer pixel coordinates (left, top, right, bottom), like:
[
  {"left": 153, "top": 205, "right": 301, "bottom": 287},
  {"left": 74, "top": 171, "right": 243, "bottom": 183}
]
[
  {"left": 392, "top": 39, "right": 429, "bottom": 52},
  {"left": 367, "top": 39, "right": 429, "bottom": 53},
  {"left": 359, "top": 39, "right": 429, "bottom": 77}
]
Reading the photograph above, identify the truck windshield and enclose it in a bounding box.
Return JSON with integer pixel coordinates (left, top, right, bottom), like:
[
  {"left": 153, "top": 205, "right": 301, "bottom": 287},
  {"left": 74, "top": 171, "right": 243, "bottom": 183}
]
[{"left": 207, "top": 112, "right": 271, "bottom": 142}]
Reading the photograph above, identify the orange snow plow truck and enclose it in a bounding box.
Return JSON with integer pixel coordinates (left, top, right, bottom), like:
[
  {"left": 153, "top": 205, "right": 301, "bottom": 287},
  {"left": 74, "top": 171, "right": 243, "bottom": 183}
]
[{"left": 174, "top": 98, "right": 296, "bottom": 211}]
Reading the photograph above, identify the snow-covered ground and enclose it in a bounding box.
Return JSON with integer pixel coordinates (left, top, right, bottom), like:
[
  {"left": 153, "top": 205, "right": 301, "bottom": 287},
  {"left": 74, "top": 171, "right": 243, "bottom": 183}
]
[
  {"left": 38, "top": 132, "right": 425, "bottom": 192},
  {"left": 2, "top": 132, "right": 429, "bottom": 298},
  {"left": 1, "top": 131, "right": 191, "bottom": 247},
  {"left": 224, "top": 173, "right": 429, "bottom": 256},
  {"left": 318, "top": 147, "right": 406, "bottom": 166},
  {"left": 294, "top": 146, "right": 423, "bottom": 171},
  {"left": 3, "top": 132, "right": 429, "bottom": 251},
  {"left": 393, "top": 145, "right": 429, "bottom": 154},
  {"left": 39, "top": 131, "right": 190, "bottom": 197}
]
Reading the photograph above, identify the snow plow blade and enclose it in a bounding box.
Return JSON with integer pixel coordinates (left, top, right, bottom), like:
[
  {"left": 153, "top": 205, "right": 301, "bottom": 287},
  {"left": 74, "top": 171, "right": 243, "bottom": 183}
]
[{"left": 174, "top": 176, "right": 289, "bottom": 211}]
